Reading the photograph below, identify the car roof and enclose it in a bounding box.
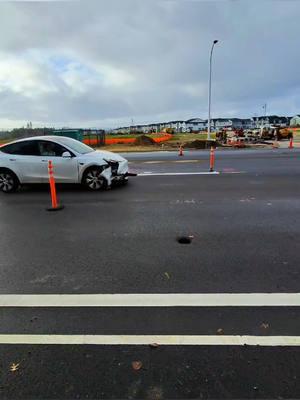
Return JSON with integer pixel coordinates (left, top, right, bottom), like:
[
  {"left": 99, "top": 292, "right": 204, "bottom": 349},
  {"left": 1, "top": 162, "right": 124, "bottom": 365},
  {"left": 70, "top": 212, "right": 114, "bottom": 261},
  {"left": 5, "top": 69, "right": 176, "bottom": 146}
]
[{"left": 5, "top": 136, "right": 74, "bottom": 145}]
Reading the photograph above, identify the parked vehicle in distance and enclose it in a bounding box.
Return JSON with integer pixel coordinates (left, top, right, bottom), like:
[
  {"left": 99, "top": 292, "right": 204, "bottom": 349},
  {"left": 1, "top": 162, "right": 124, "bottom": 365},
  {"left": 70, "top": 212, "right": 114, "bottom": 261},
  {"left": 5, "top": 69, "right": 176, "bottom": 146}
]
[{"left": 0, "top": 136, "right": 131, "bottom": 193}]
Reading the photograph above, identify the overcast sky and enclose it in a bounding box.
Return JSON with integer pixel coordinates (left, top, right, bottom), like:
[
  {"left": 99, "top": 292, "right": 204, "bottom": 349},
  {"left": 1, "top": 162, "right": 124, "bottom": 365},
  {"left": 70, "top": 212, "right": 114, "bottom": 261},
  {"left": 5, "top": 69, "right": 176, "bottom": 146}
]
[{"left": 0, "top": 0, "right": 299, "bottom": 129}]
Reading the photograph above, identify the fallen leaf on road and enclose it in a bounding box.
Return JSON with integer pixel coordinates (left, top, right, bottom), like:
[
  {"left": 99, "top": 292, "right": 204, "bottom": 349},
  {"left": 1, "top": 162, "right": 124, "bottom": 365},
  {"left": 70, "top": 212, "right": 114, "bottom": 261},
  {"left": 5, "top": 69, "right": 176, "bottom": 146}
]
[
  {"left": 164, "top": 272, "right": 170, "bottom": 280},
  {"left": 10, "top": 363, "right": 20, "bottom": 372},
  {"left": 132, "top": 361, "right": 143, "bottom": 370},
  {"left": 217, "top": 328, "right": 224, "bottom": 335},
  {"left": 260, "top": 323, "right": 269, "bottom": 330}
]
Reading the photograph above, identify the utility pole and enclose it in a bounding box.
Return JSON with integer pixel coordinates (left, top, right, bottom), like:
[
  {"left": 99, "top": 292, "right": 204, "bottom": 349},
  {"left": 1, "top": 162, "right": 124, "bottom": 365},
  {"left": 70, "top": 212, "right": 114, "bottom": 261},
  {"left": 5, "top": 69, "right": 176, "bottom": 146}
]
[
  {"left": 263, "top": 103, "right": 267, "bottom": 123},
  {"left": 260, "top": 104, "right": 267, "bottom": 137},
  {"left": 207, "top": 39, "right": 219, "bottom": 141},
  {"left": 130, "top": 118, "right": 134, "bottom": 134}
]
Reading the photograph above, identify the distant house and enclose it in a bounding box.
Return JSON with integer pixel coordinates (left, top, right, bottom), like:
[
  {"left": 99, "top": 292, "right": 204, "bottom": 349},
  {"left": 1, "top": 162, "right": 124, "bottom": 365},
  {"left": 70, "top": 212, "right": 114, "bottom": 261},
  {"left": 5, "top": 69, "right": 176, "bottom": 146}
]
[
  {"left": 166, "top": 120, "right": 186, "bottom": 132},
  {"left": 111, "top": 114, "right": 291, "bottom": 135},
  {"left": 213, "top": 118, "right": 234, "bottom": 129},
  {"left": 242, "top": 119, "right": 255, "bottom": 129},
  {"left": 290, "top": 115, "right": 300, "bottom": 127},
  {"left": 186, "top": 118, "right": 206, "bottom": 132},
  {"left": 212, "top": 118, "right": 241, "bottom": 130},
  {"left": 253, "top": 115, "right": 290, "bottom": 128}
]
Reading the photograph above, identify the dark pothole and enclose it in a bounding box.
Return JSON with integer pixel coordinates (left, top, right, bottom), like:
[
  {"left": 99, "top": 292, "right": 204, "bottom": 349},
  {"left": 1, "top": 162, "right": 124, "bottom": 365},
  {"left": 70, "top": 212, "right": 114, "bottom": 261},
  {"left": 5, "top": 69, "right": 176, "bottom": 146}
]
[{"left": 177, "top": 236, "right": 194, "bottom": 244}]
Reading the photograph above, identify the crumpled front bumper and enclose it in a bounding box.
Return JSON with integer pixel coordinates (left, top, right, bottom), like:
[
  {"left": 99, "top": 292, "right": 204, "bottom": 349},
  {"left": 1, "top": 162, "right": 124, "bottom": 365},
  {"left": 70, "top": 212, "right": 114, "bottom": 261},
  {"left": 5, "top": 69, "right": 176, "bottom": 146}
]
[{"left": 101, "top": 160, "right": 136, "bottom": 186}]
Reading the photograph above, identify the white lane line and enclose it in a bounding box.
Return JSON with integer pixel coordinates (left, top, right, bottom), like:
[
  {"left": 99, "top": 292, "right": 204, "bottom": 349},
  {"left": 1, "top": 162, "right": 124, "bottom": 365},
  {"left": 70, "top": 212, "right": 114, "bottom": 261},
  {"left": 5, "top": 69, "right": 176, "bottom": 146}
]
[
  {"left": 173, "top": 160, "right": 199, "bottom": 163},
  {"left": 222, "top": 171, "right": 245, "bottom": 174},
  {"left": 0, "top": 293, "right": 299, "bottom": 307},
  {"left": 138, "top": 171, "right": 220, "bottom": 176},
  {"left": 0, "top": 335, "right": 299, "bottom": 346},
  {"left": 130, "top": 160, "right": 202, "bottom": 164},
  {"left": 143, "top": 161, "right": 164, "bottom": 164}
]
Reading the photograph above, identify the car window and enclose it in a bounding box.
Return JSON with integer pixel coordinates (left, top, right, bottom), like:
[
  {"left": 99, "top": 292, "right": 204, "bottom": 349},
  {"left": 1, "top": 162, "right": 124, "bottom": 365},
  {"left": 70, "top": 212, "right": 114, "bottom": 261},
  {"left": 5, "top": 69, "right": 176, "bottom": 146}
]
[
  {"left": 57, "top": 137, "right": 94, "bottom": 154},
  {"left": 37, "top": 141, "right": 69, "bottom": 157},
  {"left": 0, "top": 140, "right": 39, "bottom": 155}
]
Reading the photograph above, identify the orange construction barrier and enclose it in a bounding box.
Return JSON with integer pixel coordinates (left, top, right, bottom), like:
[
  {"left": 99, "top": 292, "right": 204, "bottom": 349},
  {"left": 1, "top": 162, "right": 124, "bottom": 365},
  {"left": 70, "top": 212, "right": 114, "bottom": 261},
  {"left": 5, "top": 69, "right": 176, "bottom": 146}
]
[
  {"left": 179, "top": 145, "right": 184, "bottom": 156},
  {"left": 47, "top": 161, "right": 64, "bottom": 211},
  {"left": 209, "top": 146, "right": 215, "bottom": 172},
  {"left": 289, "top": 137, "right": 294, "bottom": 149},
  {"left": 83, "top": 134, "right": 172, "bottom": 146}
]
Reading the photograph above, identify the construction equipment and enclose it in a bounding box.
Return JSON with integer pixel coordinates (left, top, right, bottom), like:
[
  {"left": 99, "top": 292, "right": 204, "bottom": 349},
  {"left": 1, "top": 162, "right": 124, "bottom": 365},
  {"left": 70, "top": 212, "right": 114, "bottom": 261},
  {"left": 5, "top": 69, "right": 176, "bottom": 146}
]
[
  {"left": 259, "top": 125, "right": 292, "bottom": 140},
  {"left": 162, "top": 127, "right": 175, "bottom": 134}
]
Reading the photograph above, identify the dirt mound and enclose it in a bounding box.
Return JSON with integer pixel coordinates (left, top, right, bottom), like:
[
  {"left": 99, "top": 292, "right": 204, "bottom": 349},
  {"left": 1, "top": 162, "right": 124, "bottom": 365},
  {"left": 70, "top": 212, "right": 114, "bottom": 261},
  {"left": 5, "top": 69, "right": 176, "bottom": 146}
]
[
  {"left": 134, "top": 135, "right": 156, "bottom": 146},
  {"left": 183, "top": 140, "right": 219, "bottom": 149}
]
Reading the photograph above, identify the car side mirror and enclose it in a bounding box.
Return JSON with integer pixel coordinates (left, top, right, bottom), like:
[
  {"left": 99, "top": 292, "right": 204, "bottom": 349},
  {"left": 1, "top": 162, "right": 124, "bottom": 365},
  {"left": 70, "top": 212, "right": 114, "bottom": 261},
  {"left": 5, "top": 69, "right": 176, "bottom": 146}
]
[{"left": 62, "top": 151, "right": 72, "bottom": 158}]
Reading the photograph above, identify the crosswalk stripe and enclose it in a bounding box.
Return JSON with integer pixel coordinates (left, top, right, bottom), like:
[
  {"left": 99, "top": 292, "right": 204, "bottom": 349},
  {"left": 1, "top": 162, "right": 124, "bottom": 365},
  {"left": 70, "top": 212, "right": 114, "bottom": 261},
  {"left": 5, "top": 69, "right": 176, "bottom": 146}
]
[
  {"left": 0, "top": 334, "right": 299, "bottom": 346},
  {"left": 0, "top": 293, "right": 299, "bottom": 307}
]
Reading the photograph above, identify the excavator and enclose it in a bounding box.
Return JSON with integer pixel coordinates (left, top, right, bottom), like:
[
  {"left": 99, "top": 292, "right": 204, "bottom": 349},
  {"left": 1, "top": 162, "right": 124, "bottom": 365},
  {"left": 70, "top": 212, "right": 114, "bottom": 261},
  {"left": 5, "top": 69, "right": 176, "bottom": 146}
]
[{"left": 260, "top": 126, "right": 292, "bottom": 140}]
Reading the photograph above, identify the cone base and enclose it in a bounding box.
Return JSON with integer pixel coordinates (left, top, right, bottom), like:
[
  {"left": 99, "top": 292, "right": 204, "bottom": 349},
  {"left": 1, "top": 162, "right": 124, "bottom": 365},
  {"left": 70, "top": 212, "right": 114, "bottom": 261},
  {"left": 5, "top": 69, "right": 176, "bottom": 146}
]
[{"left": 46, "top": 205, "right": 65, "bottom": 212}]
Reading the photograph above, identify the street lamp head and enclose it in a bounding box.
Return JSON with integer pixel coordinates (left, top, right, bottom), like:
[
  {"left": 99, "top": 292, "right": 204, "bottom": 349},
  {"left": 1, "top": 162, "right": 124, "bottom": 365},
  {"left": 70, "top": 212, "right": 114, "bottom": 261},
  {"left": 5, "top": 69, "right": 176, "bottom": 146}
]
[{"left": 213, "top": 40, "right": 219, "bottom": 44}]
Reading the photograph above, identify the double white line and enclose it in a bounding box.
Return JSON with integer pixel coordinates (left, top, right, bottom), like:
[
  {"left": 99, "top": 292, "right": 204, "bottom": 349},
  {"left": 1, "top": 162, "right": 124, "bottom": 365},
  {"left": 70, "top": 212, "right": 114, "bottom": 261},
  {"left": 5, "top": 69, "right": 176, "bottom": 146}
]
[{"left": 1, "top": 293, "right": 299, "bottom": 346}]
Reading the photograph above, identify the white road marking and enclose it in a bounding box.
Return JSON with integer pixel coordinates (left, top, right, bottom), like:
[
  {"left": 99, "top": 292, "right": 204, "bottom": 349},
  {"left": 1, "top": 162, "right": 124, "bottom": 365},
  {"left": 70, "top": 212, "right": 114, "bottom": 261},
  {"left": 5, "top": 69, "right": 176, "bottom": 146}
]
[
  {"left": 0, "top": 293, "right": 299, "bottom": 307},
  {"left": 173, "top": 160, "right": 199, "bottom": 163},
  {"left": 0, "top": 335, "right": 299, "bottom": 346},
  {"left": 138, "top": 171, "right": 220, "bottom": 176},
  {"left": 222, "top": 171, "right": 245, "bottom": 174},
  {"left": 143, "top": 161, "right": 164, "bottom": 164},
  {"left": 131, "top": 160, "right": 202, "bottom": 164}
]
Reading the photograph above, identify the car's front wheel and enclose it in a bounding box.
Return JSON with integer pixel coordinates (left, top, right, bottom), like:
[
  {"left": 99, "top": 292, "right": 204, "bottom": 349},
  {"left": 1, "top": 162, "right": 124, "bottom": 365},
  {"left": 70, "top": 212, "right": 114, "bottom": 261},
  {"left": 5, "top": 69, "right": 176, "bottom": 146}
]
[
  {"left": 0, "top": 169, "right": 19, "bottom": 193},
  {"left": 82, "top": 167, "right": 108, "bottom": 191}
]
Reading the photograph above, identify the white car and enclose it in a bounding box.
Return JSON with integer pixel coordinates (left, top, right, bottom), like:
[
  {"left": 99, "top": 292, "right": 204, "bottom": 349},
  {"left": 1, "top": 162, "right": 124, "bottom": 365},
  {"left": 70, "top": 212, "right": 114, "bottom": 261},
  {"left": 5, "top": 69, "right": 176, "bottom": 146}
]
[{"left": 0, "top": 136, "right": 131, "bottom": 193}]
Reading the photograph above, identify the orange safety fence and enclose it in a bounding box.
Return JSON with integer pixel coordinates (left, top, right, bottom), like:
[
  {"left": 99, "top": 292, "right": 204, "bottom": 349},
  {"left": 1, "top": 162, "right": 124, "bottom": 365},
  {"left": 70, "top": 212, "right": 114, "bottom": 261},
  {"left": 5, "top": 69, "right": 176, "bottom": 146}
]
[{"left": 83, "top": 133, "right": 172, "bottom": 146}]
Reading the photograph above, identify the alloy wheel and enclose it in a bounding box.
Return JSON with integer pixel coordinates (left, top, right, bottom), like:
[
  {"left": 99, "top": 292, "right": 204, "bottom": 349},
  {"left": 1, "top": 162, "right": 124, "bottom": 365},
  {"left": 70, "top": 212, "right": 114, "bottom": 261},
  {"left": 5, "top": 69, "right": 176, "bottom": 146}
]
[{"left": 0, "top": 172, "right": 15, "bottom": 192}]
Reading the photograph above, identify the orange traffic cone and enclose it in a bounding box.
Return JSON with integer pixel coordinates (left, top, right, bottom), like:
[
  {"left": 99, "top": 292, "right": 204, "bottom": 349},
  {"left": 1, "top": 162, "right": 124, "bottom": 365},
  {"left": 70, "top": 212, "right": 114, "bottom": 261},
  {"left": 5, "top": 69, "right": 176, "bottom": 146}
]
[
  {"left": 289, "top": 137, "right": 294, "bottom": 149},
  {"left": 209, "top": 146, "right": 215, "bottom": 172},
  {"left": 47, "top": 161, "right": 64, "bottom": 211},
  {"left": 272, "top": 138, "right": 279, "bottom": 149},
  {"left": 179, "top": 145, "right": 184, "bottom": 156}
]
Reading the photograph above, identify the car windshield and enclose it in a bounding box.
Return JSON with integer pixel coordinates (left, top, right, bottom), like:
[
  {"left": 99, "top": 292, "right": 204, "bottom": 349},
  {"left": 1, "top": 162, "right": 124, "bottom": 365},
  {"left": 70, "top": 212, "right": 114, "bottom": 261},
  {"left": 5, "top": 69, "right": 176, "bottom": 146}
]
[{"left": 57, "top": 138, "right": 94, "bottom": 154}]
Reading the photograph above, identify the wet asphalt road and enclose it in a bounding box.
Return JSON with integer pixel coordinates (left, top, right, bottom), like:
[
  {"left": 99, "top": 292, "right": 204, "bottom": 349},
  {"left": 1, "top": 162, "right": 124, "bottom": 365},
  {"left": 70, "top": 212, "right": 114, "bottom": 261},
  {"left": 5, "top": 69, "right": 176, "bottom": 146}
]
[{"left": 0, "top": 148, "right": 299, "bottom": 399}]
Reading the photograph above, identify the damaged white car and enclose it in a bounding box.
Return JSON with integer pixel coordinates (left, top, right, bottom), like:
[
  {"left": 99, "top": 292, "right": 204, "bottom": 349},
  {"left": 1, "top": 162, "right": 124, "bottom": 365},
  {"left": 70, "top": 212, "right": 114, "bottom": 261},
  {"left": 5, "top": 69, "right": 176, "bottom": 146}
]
[{"left": 0, "top": 136, "right": 134, "bottom": 193}]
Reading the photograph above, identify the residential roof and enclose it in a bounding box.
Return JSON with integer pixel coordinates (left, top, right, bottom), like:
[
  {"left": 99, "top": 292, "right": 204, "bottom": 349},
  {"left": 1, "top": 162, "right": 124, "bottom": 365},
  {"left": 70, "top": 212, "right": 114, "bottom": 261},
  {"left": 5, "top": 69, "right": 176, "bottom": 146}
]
[{"left": 186, "top": 118, "right": 205, "bottom": 123}]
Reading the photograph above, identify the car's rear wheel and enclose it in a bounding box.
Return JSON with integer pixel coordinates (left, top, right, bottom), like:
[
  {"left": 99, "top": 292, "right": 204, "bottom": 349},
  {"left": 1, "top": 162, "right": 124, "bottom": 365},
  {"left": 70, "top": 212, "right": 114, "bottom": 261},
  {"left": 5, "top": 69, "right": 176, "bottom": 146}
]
[
  {"left": 0, "top": 169, "right": 19, "bottom": 193},
  {"left": 82, "top": 167, "right": 107, "bottom": 191}
]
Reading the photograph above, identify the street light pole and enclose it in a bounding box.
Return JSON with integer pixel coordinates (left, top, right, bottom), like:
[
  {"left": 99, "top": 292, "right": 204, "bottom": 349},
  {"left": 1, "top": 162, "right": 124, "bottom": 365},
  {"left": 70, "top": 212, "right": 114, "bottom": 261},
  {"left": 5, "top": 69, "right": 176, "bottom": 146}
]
[
  {"left": 207, "top": 39, "right": 218, "bottom": 141},
  {"left": 263, "top": 103, "right": 267, "bottom": 122}
]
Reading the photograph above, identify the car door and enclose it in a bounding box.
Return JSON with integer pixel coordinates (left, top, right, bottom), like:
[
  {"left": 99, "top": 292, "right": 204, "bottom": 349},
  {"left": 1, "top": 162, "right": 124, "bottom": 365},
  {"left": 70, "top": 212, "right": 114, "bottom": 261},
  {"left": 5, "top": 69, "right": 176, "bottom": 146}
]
[
  {"left": 37, "top": 140, "right": 79, "bottom": 183},
  {"left": 0, "top": 140, "right": 44, "bottom": 183}
]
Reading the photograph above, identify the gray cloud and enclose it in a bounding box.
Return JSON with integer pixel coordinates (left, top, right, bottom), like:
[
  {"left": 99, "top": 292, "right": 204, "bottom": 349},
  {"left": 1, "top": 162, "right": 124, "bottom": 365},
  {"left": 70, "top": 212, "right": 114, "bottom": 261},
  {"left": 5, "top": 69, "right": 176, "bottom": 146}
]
[{"left": 0, "top": 0, "right": 299, "bottom": 129}]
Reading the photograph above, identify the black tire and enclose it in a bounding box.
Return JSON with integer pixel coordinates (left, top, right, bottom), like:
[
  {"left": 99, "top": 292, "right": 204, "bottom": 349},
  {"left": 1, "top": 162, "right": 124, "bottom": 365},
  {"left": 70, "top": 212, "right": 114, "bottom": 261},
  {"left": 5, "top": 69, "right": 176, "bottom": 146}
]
[
  {"left": 82, "top": 167, "right": 108, "bottom": 191},
  {"left": 121, "top": 177, "right": 129, "bottom": 185},
  {"left": 112, "top": 177, "right": 129, "bottom": 188},
  {"left": 0, "top": 169, "right": 19, "bottom": 193}
]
